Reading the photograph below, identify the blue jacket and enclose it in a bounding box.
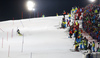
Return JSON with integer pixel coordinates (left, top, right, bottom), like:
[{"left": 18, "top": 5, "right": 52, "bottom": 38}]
[
  {"left": 76, "top": 38, "right": 79, "bottom": 43},
  {"left": 96, "top": 31, "right": 98, "bottom": 34},
  {"left": 93, "top": 20, "right": 95, "bottom": 23},
  {"left": 86, "top": 10, "right": 89, "bottom": 13},
  {"left": 98, "top": 35, "right": 100, "bottom": 40},
  {"left": 80, "top": 8, "right": 82, "bottom": 12},
  {"left": 93, "top": 16, "right": 96, "bottom": 19}
]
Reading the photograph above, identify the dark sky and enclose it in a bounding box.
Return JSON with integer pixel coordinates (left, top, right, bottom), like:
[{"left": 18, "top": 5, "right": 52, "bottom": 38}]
[{"left": 0, "top": 0, "right": 97, "bottom": 21}]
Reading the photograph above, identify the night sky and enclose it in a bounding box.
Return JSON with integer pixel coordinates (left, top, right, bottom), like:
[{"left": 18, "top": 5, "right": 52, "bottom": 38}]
[{"left": 0, "top": 0, "right": 98, "bottom": 21}]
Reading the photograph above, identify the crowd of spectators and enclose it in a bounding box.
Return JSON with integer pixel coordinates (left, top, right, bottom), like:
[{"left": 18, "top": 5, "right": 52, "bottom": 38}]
[
  {"left": 68, "top": 4, "right": 100, "bottom": 52},
  {"left": 82, "top": 4, "right": 100, "bottom": 42}
]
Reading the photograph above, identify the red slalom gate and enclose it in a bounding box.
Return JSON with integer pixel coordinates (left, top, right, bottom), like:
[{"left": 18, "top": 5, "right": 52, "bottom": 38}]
[
  {"left": 2, "top": 38, "right": 3, "bottom": 48},
  {"left": 7, "top": 32, "right": 8, "bottom": 41},
  {"left": 8, "top": 45, "right": 10, "bottom": 57}
]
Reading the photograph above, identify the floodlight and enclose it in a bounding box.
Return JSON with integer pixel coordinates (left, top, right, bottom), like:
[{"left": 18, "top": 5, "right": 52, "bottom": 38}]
[
  {"left": 26, "top": 1, "right": 35, "bottom": 11},
  {"left": 89, "top": 0, "right": 95, "bottom": 2}
]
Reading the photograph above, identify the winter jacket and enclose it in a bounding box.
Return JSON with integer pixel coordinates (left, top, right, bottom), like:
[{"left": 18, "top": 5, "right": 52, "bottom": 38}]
[
  {"left": 86, "top": 10, "right": 89, "bottom": 13},
  {"left": 69, "top": 14, "right": 71, "bottom": 17},
  {"left": 75, "top": 7, "right": 78, "bottom": 11},
  {"left": 88, "top": 44, "right": 92, "bottom": 50},
  {"left": 72, "top": 8, "right": 75, "bottom": 12},
  {"left": 98, "top": 35, "right": 100, "bottom": 40},
  {"left": 63, "top": 12, "right": 66, "bottom": 15},
  {"left": 80, "top": 8, "right": 82, "bottom": 12},
  {"left": 94, "top": 9, "right": 98, "bottom": 13},
  {"left": 92, "top": 20, "right": 95, "bottom": 23},
  {"left": 92, "top": 43, "right": 95, "bottom": 47},
  {"left": 69, "top": 31, "right": 72, "bottom": 34}
]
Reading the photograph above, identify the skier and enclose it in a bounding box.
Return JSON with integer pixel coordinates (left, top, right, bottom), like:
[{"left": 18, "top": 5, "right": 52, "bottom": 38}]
[{"left": 17, "top": 29, "right": 22, "bottom": 36}]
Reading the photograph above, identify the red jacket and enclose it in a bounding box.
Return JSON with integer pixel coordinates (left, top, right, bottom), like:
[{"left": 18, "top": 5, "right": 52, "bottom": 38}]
[
  {"left": 88, "top": 21, "right": 91, "bottom": 24},
  {"left": 76, "top": 9, "right": 80, "bottom": 13},
  {"left": 69, "top": 31, "right": 72, "bottom": 34},
  {"left": 78, "top": 12, "right": 81, "bottom": 17},
  {"left": 89, "top": 9, "right": 92, "bottom": 12},
  {"left": 63, "top": 12, "right": 66, "bottom": 15}
]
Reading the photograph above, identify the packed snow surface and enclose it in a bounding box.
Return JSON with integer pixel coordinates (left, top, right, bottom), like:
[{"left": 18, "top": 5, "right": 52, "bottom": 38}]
[{"left": 0, "top": 16, "right": 82, "bottom": 58}]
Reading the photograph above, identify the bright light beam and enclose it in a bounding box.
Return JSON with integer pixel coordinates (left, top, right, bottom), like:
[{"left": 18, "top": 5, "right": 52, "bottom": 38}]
[
  {"left": 27, "top": 1, "right": 35, "bottom": 11},
  {"left": 33, "top": 8, "right": 35, "bottom": 11},
  {"left": 89, "top": 0, "right": 95, "bottom": 2}
]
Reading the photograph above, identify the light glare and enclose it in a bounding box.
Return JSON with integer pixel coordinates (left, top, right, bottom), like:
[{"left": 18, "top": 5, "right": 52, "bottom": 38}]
[
  {"left": 33, "top": 8, "right": 35, "bottom": 11},
  {"left": 27, "top": 1, "right": 35, "bottom": 11},
  {"left": 89, "top": 0, "right": 95, "bottom": 2}
]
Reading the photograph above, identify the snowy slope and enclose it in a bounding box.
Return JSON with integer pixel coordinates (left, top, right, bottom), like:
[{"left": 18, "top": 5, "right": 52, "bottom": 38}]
[{"left": 0, "top": 15, "right": 82, "bottom": 58}]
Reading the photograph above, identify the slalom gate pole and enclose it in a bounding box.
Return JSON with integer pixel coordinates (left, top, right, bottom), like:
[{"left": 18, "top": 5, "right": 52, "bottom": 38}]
[
  {"left": 11, "top": 29, "right": 13, "bottom": 38},
  {"left": 23, "top": 34, "right": 24, "bottom": 44},
  {"left": 2, "top": 37, "right": 3, "bottom": 48},
  {"left": 37, "top": 12, "right": 38, "bottom": 17},
  {"left": 7, "top": 32, "right": 8, "bottom": 41},
  {"left": 22, "top": 12, "right": 23, "bottom": 19},
  {"left": 13, "top": 17, "right": 14, "bottom": 25},
  {"left": 38, "top": 12, "right": 39, "bottom": 17},
  {"left": 20, "top": 21, "right": 24, "bottom": 27},
  {"left": 0, "top": 28, "right": 4, "bottom": 32},
  {"left": 30, "top": 52, "right": 32, "bottom": 58},
  {"left": 8, "top": 45, "right": 10, "bottom": 57},
  {"left": 34, "top": 11, "right": 35, "bottom": 18},
  {"left": 21, "top": 38, "right": 24, "bottom": 52},
  {"left": 41, "top": 13, "right": 42, "bottom": 17}
]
